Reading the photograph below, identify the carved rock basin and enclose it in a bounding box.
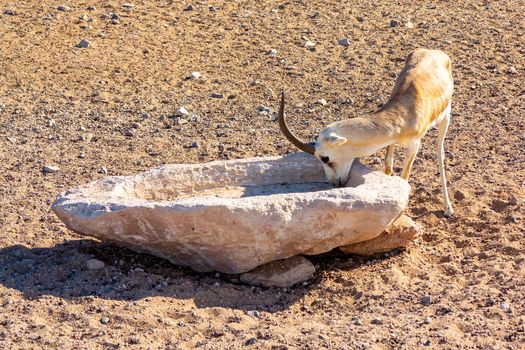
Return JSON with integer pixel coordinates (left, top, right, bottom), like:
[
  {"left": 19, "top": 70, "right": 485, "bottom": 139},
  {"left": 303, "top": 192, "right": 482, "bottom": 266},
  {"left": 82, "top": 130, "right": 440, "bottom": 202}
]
[{"left": 52, "top": 153, "right": 410, "bottom": 274}]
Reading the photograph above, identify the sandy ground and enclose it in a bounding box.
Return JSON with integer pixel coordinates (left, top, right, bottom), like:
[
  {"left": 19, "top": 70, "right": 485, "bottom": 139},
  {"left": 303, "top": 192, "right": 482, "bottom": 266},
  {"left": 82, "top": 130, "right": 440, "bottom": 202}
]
[{"left": 1, "top": 0, "right": 524, "bottom": 349}]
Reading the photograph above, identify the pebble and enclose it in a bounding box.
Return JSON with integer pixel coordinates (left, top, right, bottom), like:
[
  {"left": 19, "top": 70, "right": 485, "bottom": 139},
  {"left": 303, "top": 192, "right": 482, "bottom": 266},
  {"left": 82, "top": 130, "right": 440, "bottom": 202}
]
[
  {"left": 209, "top": 6, "right": 217, "bottom": 12},
  {"left": 305, "top": 40, "right": 316, "bottom": 49},
  {"left": 184, "top": 4, "right": 194, "bottom": 11},
  {"left": 390, "top": 19, "right": 401, "bottom": 27},
  {"left": 100, "top": 317, "right": 110, "bottom": 324},
  {"left": 420, "top": 295, "right": 433, "bottom": 305},
  {"left": 175, "top": 107, "right": 189, "bottom": 116},
  {"left": 122, "top": 3, "right": 134, "bottom": 9},
  {"left": 48, "top": 119, "right": 56, "bottom": 127},
  {"left": 57, "top": 5, "right": 71, "bottom": 12},
  {"left": 123, "top": 129, "right": 135, "bottom": 137},
  {"left": 79, "top": 14, "right": 89, "bottom": 21},
  {"left": 3, "top": 9, "right": 16, "bottom": 15},
  {"left": 508, "top": 66, "right": 517, "bottom": 75},
  {"left": 98, "top": 167, "right": 108, "bottom": 174},
  {"left": 109, "top": 12, "right": 120, "bottom": 20},
  {"left": 246, "top": 310, "right": 261, "bottom": 318},
  {"left": 210, "top": 93, "right": 224, "bottom": 99},
  {"left": 265, "top": 48, "right": 277, "bottom": 56},
  {"left": 87, "top": 5, "right": 96, "bottom": 11},
  {"left": 111, "top": 18, "right": 119, "bottom": 24},
  {"left": 87, "top": 258, "right": 105, "bottom": 270},
  {"left": 43, "top": 165, "right": 60, "bottom": 174},
  {"left": 7, "top": 137, "right": 16, "bottom": 144},
  {"left": 188, "top": 71, "right": 201, "bottom": 80},
  {"left": 256, "top": 105, "right": 271, "bottom": 113},
  {"left": 405, "top": 21, "right": 414, "bottom": 29},
  {"left": 500, "top": 303, "right": 510, "bottom": 311},
  {"left": 339, "top": 37, "right": 350, "bottom": 46},
  {"left": 76, "top": 39, "right": 90, "bottom": 48},
  {"left": 423, "top": 316, "right": 432, "bottom": 324},
  {"left": 245, "top": 338, "right": 257, "bottom": 345},
  {"left": 316, "top": 98, "right": 327, "bottom": 106}
]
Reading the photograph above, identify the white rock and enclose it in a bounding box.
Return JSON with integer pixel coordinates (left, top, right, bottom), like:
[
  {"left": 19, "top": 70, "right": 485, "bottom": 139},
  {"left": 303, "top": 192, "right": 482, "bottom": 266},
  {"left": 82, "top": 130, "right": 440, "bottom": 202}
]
[
  {"left": 316, "top": 98, "right": 327, "bottom": 106},
  {"left": 43, "top": 165, "right": 60, "bottom": 173},
  {"left": 189, "top": 71, "right": 201, "bottom": 80},
  {"left": 339, "top": 37, "right": 350, "bottom": 46},
  {"left": 51, "top": 153, "right": 410, "bottom": 274},
  {"left": 175, "top": 107, "right": 189, "bottom": 116},
  {"left": 240, "top": 255, "right": 315, "bottom": 287},
  {"left": 305, "top": 40, "right": 316, "bottom": 49},
  {"left": 405, "top": 21, "right": 414, "bottom": 29},
  {"left": 57, "top": 5, "right": 71, "bottom": 12},
  {"left": 265, "top": 48, "right": 277, "bottom": 56},
  {"left": 86, "top": 258, "right": 105, "bottom": 270}
]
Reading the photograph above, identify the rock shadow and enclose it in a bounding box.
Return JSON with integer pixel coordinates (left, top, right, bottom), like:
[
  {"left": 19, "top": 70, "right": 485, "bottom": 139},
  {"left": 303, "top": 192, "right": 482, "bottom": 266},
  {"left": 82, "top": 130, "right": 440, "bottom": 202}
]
[
  {"left": 0, "top": 240, "right": 390, "bottom": 312},
  {"left": 0, "top": 240, "right": 323, "bottom": 311}
]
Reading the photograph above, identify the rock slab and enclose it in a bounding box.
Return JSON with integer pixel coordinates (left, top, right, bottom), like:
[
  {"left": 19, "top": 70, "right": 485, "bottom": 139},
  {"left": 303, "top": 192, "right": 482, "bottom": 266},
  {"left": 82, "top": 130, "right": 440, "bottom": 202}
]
[
  {"left": 52, "top": 153, "right": 410, "bottom": 274},
  {"left": 240, "top": 255, "right": 315, "bottom": 288},
  {"left": 339, "top": 215, "right": 420, "bottom": 255}
]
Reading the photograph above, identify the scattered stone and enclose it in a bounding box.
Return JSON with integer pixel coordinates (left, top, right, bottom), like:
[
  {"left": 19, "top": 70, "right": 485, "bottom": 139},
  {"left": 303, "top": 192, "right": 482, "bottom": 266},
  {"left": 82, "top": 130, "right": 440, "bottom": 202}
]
[
  {"left": 420, "top": 295, "right": 433, "bottom": 305},
  {"left": 97, "top": 167, "right": 108, "bottom": 174},
  {"left": 508, "top": 66, "right": 518, "bottom": 75},
  {"left": 265, "top": 48, "right": 277, "bottom": 56},
  {"left": 240, "top": 255, "right": 315, "bottom": 288},
  {"left": 79, "top": 14, "right": 89, "bottom": 21},
  {"left": 245, "top": 338, "right": 257, "bottom": 345},
  {"left": 76, "top": 39, "right": 90, "bottom": 48},
  {"left": 305, "top": 40, "right": 316, "bottom": 49},
  {"left": 184, "top": 4, "right": 194, "bottom": 11},
  {"left": 422, "top": 339, "right": 431, "bottom": 346},
  {"left": 371, "top": 318, "right": 383, "bottom": 325},
  {"left": 3, "top": 9, "right": 16, "bottom": 15},
  {"left": 500, "top": 303, "right": 510, "bottom": 311},
  {"left": 454, "top": 190, "right": 466, "bottom": 201},
  {"left": 81, "top": 133, "right": 93, "bottom": 142},
  {"left": 188, "top": 71, "right": 201, "bottom": 80},
  {"left": 423, "top": 316, "right": 432, "bottom": 324},
  {"left": 209, "top": 6, "right": 217, "bottom": 12},
  {"left": 256, "top": 105, "right": 271, "bottom": 113},
  {"left": 390, "top": 19, "right": 401, "bottom": 27},
  {"left": 210, "top": 93, "right": 224, "bottom": 99},
  {"left": 339, "top": 215, "right": 420, "bottom": 255},
  {"left": 7, "top": 137, "right": 16, "bottom": 144},
  {"left": 122, "top": 3, "right": 134, "bottom": 9},
  {"left": 111, "top": 18, "right": 119, "bottom": 24},
  {"left": 109, "top": 12, "right": 120, "bottom": 20},
  {"left": 405, "top": 21, "right": 414, "bottom": 29},
  {"left": 86, "top": 258, "right": 105, "bottom": 270},
  {"left": 316, "top": 98, "right": 327, "bottom": 106},
  {"left": 52, "top": 155, "right": 410, "bottom": 274},
  {"left": 339, "top": 37, "right": 350, "bottom": 46},
  {"left": 123, "top": 129, "right": 135, "bottom": 137},
  {"left": 190, "top": 141, "right": 199, "bottom": 148},
  {"left": 48, "top": 119, "right": 56, "bottom": 128},
  {"left": 353, "top": 318, "right": 363, "bottom": 325},
  {"left": 175, "top": 107, "right": 189, "bottom": 116},
  {"left": 100, "top": 317, "right": 110, "bottom": 324},
  {"left": 57, "top": 5, "right": 71, "bottom": 12},
  {"left": 246, "top": 310, "right": 261, "bottom": 318},
  {"left": 87, "top": 5, "right": 96, "bottom": 11},
  {"left": 43, "top": 165, "right": 60, "bottom": 174}
]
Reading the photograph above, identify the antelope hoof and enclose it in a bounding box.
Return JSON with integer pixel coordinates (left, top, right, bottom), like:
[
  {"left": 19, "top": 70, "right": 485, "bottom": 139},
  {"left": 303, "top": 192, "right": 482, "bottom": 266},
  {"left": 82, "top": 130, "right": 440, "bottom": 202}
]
[{"left": 444, "top": 207, "right": 454, "bottom": 218}]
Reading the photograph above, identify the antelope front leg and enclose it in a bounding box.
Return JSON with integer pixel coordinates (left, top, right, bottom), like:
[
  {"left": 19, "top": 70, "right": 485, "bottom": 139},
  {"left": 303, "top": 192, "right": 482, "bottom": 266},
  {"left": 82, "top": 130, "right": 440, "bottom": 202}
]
[
  {"left": 437, "top": 111, "right": 454, "bottom": 218},
  {"left": 401, "top": 140, "right": 421, "bottom": 180},
  {"left": 384, "top": 144, "right": 395, "bottom": 175}
]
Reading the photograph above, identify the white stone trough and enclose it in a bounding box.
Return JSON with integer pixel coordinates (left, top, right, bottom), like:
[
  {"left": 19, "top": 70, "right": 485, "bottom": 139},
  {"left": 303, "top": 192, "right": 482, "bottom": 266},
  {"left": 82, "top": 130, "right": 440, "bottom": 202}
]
[{"left": 52, "top": 153, "right": 410, "bottom": 274}]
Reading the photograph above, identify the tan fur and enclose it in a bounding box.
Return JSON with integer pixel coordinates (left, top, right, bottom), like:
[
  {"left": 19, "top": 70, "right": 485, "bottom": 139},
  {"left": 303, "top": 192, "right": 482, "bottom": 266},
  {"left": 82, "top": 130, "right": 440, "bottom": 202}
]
[{"left": 313, "top": 49, "right": 455, "bottom": 217}]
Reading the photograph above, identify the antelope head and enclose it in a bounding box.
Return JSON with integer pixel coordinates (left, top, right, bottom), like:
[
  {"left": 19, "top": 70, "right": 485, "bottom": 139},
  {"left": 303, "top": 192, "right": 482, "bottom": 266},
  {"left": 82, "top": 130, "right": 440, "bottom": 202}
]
[{"left": 278, "top": 91, "right": 355, "bottom": 187}]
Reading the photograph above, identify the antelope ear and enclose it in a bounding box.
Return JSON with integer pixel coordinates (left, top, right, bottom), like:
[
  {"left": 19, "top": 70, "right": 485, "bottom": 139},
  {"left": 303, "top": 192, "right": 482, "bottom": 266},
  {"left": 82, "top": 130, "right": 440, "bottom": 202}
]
[{"left": 328, "top": 132, "right": 347, "bottom": 146}]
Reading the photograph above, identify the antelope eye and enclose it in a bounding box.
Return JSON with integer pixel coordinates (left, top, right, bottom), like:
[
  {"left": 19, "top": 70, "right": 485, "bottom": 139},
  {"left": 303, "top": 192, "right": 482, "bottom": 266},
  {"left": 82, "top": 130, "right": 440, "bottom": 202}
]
[{"left": 320, "top": 156, "right": 330, "bottom": 163}]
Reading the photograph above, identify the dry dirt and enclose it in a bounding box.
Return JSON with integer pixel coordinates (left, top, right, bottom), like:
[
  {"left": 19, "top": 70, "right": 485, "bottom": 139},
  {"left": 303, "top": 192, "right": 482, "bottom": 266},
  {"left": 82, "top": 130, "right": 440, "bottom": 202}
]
[{"left": 1, "top": 1, "right": 524, "bottom": 349}]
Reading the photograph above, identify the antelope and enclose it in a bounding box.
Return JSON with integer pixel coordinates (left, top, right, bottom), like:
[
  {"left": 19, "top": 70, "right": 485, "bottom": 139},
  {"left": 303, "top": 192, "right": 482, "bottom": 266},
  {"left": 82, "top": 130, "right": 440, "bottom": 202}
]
[{"left": 278, "top": 48, "right": 454, "bottom": 217}]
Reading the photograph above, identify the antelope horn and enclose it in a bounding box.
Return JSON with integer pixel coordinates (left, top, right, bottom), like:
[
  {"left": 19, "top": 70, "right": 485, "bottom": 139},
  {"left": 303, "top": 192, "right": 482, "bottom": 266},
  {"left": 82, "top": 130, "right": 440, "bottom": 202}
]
[{"left": 278, "top": 90, "right": 315, "bottom": 155}]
